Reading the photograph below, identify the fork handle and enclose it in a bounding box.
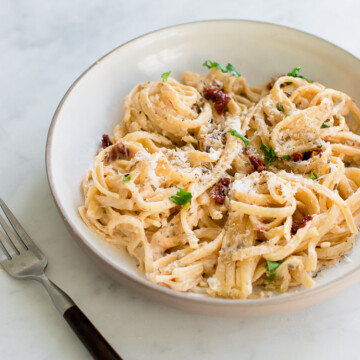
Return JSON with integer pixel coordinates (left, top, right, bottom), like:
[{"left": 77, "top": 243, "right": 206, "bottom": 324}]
[
  {"left": 37, "top": 275, "right": 122, "bottom": 360},
  {"left": 64, "top": 305, "right": 122, "bottom": 360}
]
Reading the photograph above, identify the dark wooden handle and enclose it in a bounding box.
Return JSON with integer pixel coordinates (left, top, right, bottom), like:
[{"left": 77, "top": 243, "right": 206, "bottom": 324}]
[{"left": 63, "top": 305, "right": 122, "bottom": 360}]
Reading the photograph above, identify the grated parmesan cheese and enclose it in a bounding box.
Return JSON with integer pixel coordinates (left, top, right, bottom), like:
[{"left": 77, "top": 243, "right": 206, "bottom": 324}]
[{"left": 231, "top": 177, "right": 255, "bottom": 195}]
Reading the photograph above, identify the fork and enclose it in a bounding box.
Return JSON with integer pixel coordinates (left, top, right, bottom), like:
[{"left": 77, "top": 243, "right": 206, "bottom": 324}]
[{"left": 0, "top": 198, "right": 122, "bottom": 360}]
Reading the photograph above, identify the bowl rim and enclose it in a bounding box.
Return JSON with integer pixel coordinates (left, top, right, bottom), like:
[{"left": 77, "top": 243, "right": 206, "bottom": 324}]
[{"left": 46, "top": 19, "right": 360, "bottom": 308}]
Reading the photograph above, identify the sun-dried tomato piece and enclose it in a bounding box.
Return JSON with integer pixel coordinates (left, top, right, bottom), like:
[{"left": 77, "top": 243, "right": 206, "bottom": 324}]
[
  {"left": 203, "top": 86, "right": 231, "bottom": 114},
  {"left": 295, "top": 149, "right": 323, "bottom": 162},
  {"left": 302, "top": 151, "right": 312, "bottom": 161},
  {"left": 104, "top": 142, "right": 131, "bottom": 164},
  {"left": 248, "top": 155, "right": 267, "bottom": 173},
  {"left": 292, "top": 153, "right": 303, "bottom": 162},
  {"left": 247, "top": 165, "right": 256, "bottom": 174},
  {"left": 291, "top": 214, "right": 313, "bottom": 235},
  {"left": 210, "top": 178, "right": 231, "bottom": 204},
  {"left": 101, "top": 134, "right": 112, "bottom": 148}
]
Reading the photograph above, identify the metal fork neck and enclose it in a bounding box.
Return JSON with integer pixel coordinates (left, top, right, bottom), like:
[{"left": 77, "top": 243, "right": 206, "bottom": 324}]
[{"left": 33, "top": 274, "right": 75, "bottom": 314}]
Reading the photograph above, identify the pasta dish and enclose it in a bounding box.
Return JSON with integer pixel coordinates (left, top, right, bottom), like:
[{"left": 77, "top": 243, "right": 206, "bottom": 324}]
[{"left": 79, "top": 62, "right": 360, "bottom": 299}]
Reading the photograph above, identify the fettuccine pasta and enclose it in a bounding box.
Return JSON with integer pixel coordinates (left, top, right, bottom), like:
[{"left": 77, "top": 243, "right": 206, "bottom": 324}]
[{"left": 79, "top": 63, "right": 360, "bottom": 299}]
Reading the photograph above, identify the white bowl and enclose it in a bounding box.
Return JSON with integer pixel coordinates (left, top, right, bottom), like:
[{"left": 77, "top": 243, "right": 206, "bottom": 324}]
[{"left": 46, "top": 20, "right": 360, "bottom": 316}]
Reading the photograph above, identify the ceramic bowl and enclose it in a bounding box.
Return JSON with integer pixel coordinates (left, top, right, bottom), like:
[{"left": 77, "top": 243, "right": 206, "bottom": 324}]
[{"left": 46, "top": 20, "right": 360, "bottom": 316}]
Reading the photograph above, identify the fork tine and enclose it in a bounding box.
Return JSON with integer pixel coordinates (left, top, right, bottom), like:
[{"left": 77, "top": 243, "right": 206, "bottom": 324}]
[
  {"left": 0, "top": 238, "right": 10, "bottom": 262},
  {"left": 0, "top": 198, "right": 43, "bottom": 256},
  {"left": 0, "top": 211, "right": 26, "bottom": 253},
  {"left": 0, "top": 225, "right": 17, "bottom": 258}
]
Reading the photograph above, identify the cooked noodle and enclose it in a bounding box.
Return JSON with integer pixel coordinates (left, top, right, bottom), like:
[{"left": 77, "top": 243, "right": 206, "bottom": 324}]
[{"left": 79, "top": 65, "right": 360, "bottom": 299}]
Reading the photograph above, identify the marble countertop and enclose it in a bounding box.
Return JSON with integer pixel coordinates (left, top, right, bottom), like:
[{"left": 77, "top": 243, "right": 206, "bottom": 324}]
[{"left": 1, "top": 0, "right": 360, "bottom": 359}]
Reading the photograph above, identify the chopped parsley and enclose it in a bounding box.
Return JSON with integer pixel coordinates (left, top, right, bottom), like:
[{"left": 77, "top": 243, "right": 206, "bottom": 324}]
[
  {"left": 307, "top": 170, "right": 318, "bottom": 180},
  {"left": 169, "top": 188, "right": 192, "bottom": 207},
  {"left": 287, "top": 67, "right": 313, "bottom": 83},
  {"left": 266, "top": 260, "right": 281, "bottom": 283},
  {"left": 224, "top": 63, "right": 241, "bottom": 77},
  {"left": 321, "top": 122, "right": 330, "bottom": 128},
  {"left": 260, "top": 143, "right": 277, "bottom": 166},
  {"left": 277, "top": 102, "right": 284, "bottom": 113},
  {"left": 228, "top": 129, "right": 250, "bottom": 148},
  {"left": 122, "top": 175, "right": 131, "bottom": 183},
  {"left": 161, "top": 71, "right": 171, "bottom": 83},
  {"left": 282, "top": 155, "right": 291, "bottom": 160},
  {"left": 203, "top": 60, "right": 241, "bottom": 77}
]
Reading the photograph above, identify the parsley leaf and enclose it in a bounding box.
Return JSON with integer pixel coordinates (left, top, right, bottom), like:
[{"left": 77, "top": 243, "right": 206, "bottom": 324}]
[
  {"left": 225, "top": 63, "right": 241, "bottom": 77},
  {"left": 260, "top": 143, "right": 277, "bottom": 166},
  {"left": 203, "top": 60, "right": 241, "bottom": 77},
  {"left": 203, "top": 60, "right": 227, "bottom": 72},
  {"left": 277, "top": 102, "right": 284, "bottom": 113},
  {"left": 169, "top": 188, "right": 192, "bottom": 207},
  {"left": 321, "top": 122, "right": 330, "bottom": 128},
  {"left": 287, "top": 67, "right": 301, "bottom": 77},
  {"left": 228, "top": 129, "right": 250, "bottom": 148},
  {"left": 266, "top": 260, "right": 281, "bottom": 283},
  {"left": 161, "top": 71, "right": 171, "bottom": 83},
  {"left": 307, "top": 170, "right": 318, "bottom": 180},
  {"left": 287, "top": 67, "right": 313, "bottom": 83},
  {"left": 282, "top": 155, "right": 291, "bottom": 160},
  {"left": 122, "top": 175, "right": 131, "bottom": 183}
]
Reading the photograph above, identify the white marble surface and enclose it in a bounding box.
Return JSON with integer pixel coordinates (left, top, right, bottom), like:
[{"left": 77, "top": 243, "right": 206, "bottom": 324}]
[{"left": 1, "top": 0, "right": 360, "bottom": 359}]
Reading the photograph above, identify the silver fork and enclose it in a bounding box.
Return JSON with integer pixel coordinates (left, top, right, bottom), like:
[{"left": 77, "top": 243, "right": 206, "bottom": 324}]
[{"left": 0, "top": 198, "right": 122, "bottom": 360}]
